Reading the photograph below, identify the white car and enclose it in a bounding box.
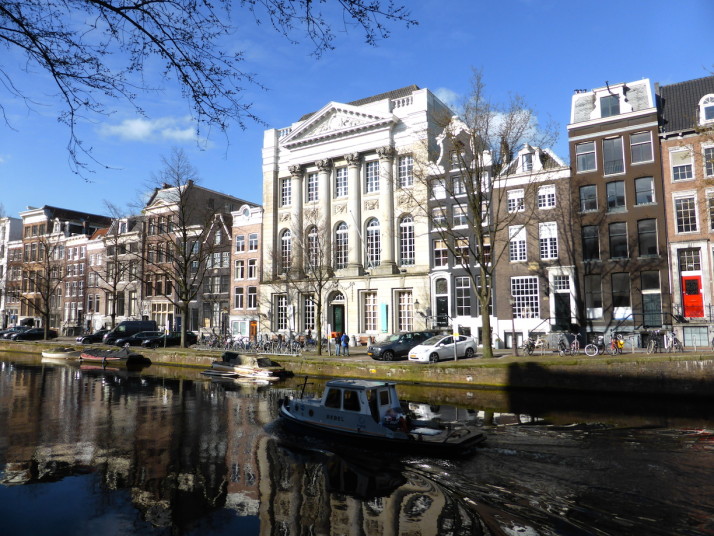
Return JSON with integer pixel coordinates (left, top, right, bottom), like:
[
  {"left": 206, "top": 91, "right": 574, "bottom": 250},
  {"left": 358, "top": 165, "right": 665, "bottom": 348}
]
[{"left": 408, "top": 334, "right": 478, "bottom": 363}]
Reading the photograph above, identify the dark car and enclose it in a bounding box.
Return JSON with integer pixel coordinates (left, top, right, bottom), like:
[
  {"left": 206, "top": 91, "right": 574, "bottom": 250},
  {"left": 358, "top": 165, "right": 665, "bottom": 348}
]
[
  {"left": 113, "top": 331, "right": 163, "bottom": 347},
  {"left": 11, "top": 328, "right": 58, "bottom": 341},
  {"left": 141, "top": 331, "right": 197, "bottom": 348},
  {"left": 367, "top": 331, "right": 438, "bottom": 361},
  {"left": 0, "top": 326, "right": 30, "bottom": 339},
  {"left": 76, "top": 329, "right": 109, "bottom": 344}
]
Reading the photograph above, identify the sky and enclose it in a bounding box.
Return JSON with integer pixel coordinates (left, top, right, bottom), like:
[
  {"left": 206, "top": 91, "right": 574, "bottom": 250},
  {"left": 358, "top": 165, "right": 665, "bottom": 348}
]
[{"left": 1, "top": 0, "right": 713, "bottom": 220}]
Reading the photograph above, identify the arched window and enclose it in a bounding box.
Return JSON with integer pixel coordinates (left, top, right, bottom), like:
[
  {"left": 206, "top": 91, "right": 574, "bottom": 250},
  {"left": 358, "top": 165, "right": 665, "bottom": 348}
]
[
  {"left": 334, "top": 222, "right": 348, "bottom": 269},
  {"left": 700, "top": 94, "right": 714, "bottom": 125},
  {"left": 399, "top": 215, "right": 415, "bottom": 266},
  {"left": 306, "top": 226, "right": 319, "bottom": 268},
  {"left": 280, "top": 229, "right": 291, "bottom": 273},
  {"left": 366, "top": 218, "right": 381, "bottom": 267}
]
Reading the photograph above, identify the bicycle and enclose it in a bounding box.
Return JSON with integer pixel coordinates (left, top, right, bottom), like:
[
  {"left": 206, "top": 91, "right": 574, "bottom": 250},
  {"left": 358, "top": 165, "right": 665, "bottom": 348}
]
[
  {"left": 646, "top": 329, "right": 662, "bottom": 354},
  {"left": 584, "top": 335, "right": 607, "bottom": 357},
  {"left": 523, "top": 337, "right": 536, "bottom": 355},
  {"left": 558, "top": 333, "right": 581, "bottom": 356},
  {"left": 668, "top": 330, "right": 684, "bottom": 353}
]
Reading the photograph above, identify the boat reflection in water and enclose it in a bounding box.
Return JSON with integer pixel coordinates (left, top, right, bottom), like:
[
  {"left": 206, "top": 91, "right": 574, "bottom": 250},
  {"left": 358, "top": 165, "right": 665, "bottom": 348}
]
[{"left": 0, "top": 359, "right": 485, "bottom": 535}]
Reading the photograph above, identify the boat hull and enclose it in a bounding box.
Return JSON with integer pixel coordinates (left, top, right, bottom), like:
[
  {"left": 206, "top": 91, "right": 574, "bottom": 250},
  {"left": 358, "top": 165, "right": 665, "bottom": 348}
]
[
  {"left": 79, "top": 348, "right": 151, "bottom": 365},
  {"left": 41, "top": 349, "right": 81, "bottom": 359}
]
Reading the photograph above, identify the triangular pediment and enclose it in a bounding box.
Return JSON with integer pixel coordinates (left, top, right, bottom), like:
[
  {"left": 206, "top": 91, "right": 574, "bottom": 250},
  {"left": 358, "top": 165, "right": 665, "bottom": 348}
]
[{"left": 282, "top": 102, "right": 395, "bottom": 148}]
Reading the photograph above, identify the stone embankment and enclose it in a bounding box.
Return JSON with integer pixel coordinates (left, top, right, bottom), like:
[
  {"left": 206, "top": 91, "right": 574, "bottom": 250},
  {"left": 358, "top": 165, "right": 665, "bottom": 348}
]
[{"left": 3, "top": 340, "right": 714, "bottom": 397}]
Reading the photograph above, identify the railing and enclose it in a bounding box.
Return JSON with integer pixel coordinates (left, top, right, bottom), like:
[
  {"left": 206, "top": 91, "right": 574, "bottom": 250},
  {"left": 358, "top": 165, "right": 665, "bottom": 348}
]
[{"left": 671, "top": 303, "right": 714, "bottom": 323}]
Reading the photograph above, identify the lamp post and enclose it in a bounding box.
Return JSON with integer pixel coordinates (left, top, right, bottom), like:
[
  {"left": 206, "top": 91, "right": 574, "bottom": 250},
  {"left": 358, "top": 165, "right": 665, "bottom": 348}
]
[{"left": 509, "top": 297, "right": 519, "bottom": 356}]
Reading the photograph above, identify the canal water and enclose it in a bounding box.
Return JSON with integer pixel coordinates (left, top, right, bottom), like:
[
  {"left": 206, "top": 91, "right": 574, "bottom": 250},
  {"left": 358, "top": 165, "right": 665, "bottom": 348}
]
[{"left": 0, "top": 355, "right": 712, "bottom": 536}]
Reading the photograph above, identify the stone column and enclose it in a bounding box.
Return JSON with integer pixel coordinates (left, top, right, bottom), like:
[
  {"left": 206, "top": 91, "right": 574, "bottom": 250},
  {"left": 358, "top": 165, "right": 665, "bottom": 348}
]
[
  {"left": 375, "top": 145, "right": 396, "bottom": 274},
  {"left": 316, "top": 159, "right": 333, "bottom": 263},
  {"left": 345, "top": 152, "right": 362, "bottom": 274},
  {"left": 289, "top": 164, "right": 304, "bottom": 275}
]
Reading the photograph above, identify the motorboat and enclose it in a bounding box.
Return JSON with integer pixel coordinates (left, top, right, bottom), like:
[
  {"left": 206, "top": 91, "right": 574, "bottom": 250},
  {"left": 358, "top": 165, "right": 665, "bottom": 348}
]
[
  {"left": 41, "top": 347, "right": 82, "bottom": 360},
  {"left": 277, "top": 378, "right": 486, "bottom": 455},
  {"left": 79, "top": 346, "right": 151, "bottom": 366},
  {"left": 208, "top": 352, "right": 289, "bottom": 381}
]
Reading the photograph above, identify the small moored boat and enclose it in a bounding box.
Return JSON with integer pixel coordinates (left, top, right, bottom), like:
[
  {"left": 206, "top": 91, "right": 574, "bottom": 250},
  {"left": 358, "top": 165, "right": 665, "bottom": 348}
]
[
  {"left": 208, "top": 352, "right": 288, "bottom": 381},
  {"left": 79, "top": 346, "right": 151, "bottom": 366},
  {"left": 278, "top": 378, "right": 486, "bottom": 455},
  {"left": 41, "top": 347, "right": 82, "bottom": 360}
]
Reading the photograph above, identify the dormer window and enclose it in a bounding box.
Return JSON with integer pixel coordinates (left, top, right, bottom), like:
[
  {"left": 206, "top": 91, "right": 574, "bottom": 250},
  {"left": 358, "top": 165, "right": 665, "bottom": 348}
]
[
  {"left": 700, "top": 95, "right": 714, "bottom": 125},
  {"left": 601, "top": 94, "right": 620, "bottom": 118},
  {"left": 522, "top": 153, "right": 533, "bottom": 172}
]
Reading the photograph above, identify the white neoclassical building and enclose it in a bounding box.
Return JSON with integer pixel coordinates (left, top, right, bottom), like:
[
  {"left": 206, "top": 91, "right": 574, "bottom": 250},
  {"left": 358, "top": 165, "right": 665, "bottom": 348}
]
[{"left": 261, "top": 85, "right": 453, "bottom": 342}]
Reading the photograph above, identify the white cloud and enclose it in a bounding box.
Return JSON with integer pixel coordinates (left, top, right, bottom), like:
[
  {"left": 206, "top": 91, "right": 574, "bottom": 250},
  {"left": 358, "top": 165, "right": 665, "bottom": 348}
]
[
  {"left": 99, "top": 116, "right": 198, "bottom": 142},
  {"left": 434, "top": 87, "right": 462, "bottom": 112}
]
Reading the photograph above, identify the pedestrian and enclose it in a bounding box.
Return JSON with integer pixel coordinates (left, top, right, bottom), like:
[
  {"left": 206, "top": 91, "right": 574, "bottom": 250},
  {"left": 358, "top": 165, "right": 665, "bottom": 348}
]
[
  {"left": 341, "top": 332, "right": 350, "bottom": 356},
  {"left": 335, "top": 332, "right": 342, "bottom": 356}
]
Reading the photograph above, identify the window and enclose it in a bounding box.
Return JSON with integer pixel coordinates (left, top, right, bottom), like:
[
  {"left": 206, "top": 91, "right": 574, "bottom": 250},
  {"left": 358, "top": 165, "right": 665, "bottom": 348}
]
[
  {"left": 638, "top": 219, "right": 658, "bottom": 256},
  {"left": 611, "top": 273, "right": 630, "bottom": 308},
  {"left": 397, "top": 291, "right": 413, "bottom": 332},
  {"left": 248, "top": 259, "right": 257, "bottom": 279},
  {"left": 335, "top": 167, "right": 348, "bottom": 197},
  {"left": 455, "top": 237, "right": 469, "bottom": 266},
  {"left": 584, "top": 274, "right": 603, "bottom": 311},
  {"left": 609, "top": 222, "right": 628, "bottom": 258},
  {"left": 433, "top": 239, "right": 448, "bottom": 267},
  {"left": 399, "top": 216, "right": 415, "bottom": 266},
  {"left": 580, "top": 185, "right": 597, "bottom": 212},
  {"left": 606, "top": 181, "right": 625, "bottom": 211},
  {"left": 601, "top": 94, "right": 620, "bottom": 117},
  {"left": 704, "top": 147, "right": 714, "bottom": 177},
  {"left": 509, "top": 225, "right": 526, "bottom": 262},
  {"left": 521, "top": 152, "right": 533, "bottom": 172},
  {"left": 306, "top": 226, "right": 319, "bottom": 268},
  {"left": 235, "top": 235, "right": 245, "bottom": 252},
  {"left": 248, "top": 233, "right": 258, "bottom": 251},
  {"left": 453, "top": 205, "right": 467, "bottom": 227},
  {"left": 675, "top": 196, "right": 698, "bottom": 233},
  {"left": 671, "top": 149, "right": 693, "bottom": 180},
  {"left": 538, "top": 184, "right": 556, "bottom": 209},
  {"left": 306, "top": 172, "right": 318, "bottom": 202},
  {"left": 247, "top": 287, "right": 257, "bottom": 309},
  {"left": 539, "top": 222, "right": 558, "bottom": 260},
  {"left": 275, "top": 295, "right": 288, "bottom": 330},
  {"left": 452, "top": 175, "right": 466, "bottom": 195},
  {"left": 280, "top": 229, "right": 292, "bottom": 272},
  {"left": 455, "top": 276, "right": 470, "bottom": 317},
  {"left": 366, "top": 219, "right": 381, "bottom": 267},
  {"left": 507, "top": 189, "right": 525, "bottom": 213},
  {"left": 635, "top": 177, "right": 654, "bottom": 205},
  {"left": 431, "top": 178, "right": 446, "bottom": 199},
  {"left": 214, "top": 229, "right": 222, "bottom": 245},
  {"left": 234, "top": 260, "right": 245, "bottom": 279},
  {"left": 699, "top": 94, "right": 714, "bottom": 124},
  {"left": 432, "top": 207, "right": 446, "bottom": 228},
  {"left": 603, "top": 137, "right": 624, "bottom": 175},
  {"left": 234, "top": 287, "right": 244, "bottom": 309},
  {"left": 280, "top": 177, "right": 291, "bottom": 206},
  {"left": 363, "top": 292, "right": 377, "bottom": 331},
  {"left": 630, "top": 132, "right": 653, "bottom": 164},
  {"left": 398, "top": 155, "right": 413, "bottom": 187},
  {"left": 511, "top": 276, "right": 539, "bottom": 318},
  {"left": 708, "top": 197, "right": 714, "bottom": 231},
  {"left": 365, "top": 160, "right": 380, "bottom": 193},
  {"left": 553, "top": 274, "right": 570, "bottom": 291},
  {"left": 679, "top": 248, "right": 701, "bottom": 271},
  {"left": 335, "top": 222, "right": 348, "bottom": 269},
  {"left": 303, "top": 294, "right": 315, "bottom": 330}
]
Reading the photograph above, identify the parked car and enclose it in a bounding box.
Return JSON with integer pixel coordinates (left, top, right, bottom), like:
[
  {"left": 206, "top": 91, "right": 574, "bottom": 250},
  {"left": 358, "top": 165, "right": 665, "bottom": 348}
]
[
  {"left": 113, "top": 331, "right": 163, "bottom": 347},
  {"left": 368, "top": 331, "right": 438, "bottom": 361},
  {"left": 103, "top": 320, "right": 159, "bottom": 345},
  {"left": 0, "top": 326, "right": 30, "bottom": 339},
  {"left": 11, "top": 328, "right": 58, "bottom": 341},
  {"left": 76, "top": 329, "right": 109, "bottom": 344},
  {"left": 141, "top": 331, "right": 197, "bottom": 348},
  {"left": 408, "top": 334, "right": 478, "bottom": 363}
]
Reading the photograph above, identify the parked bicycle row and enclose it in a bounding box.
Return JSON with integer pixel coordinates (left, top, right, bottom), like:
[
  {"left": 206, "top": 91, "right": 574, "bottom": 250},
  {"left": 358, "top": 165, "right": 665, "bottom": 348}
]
[{"left": 522, "top": 330, "right": 686, "bottom": 356}]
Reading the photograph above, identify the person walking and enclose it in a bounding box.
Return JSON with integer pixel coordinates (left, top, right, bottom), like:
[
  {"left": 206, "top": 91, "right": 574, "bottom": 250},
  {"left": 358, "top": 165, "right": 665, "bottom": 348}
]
[
  {"left": 335, "top": 332, "right": 342, "bottom": 356},
  {"left": 341, "top": 332, "right": 350, "bottom": 356}
]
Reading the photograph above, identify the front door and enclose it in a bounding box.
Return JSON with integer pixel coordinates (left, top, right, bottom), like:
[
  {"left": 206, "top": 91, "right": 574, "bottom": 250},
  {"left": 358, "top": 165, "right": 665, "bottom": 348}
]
[
  {"left": 436, "top": 297, "right": 448, "bottom": 327},
  {"left": 553, "top": 293, "right": 570, "bottom": 330},
  {"left": 682, "top": 276, "right": 704, "bottom": 318},
  {"left": 333, "top": 304, "right": 345, "bottom": 334},
  {"left": 249, "top": 321, "right": 257, "bottom": 340}
]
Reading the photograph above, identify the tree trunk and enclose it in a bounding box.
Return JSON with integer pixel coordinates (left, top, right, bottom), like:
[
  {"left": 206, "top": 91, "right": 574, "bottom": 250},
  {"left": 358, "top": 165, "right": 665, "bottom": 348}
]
[{"left": 481, "top": 302, "right": 494, "bottom": 358}]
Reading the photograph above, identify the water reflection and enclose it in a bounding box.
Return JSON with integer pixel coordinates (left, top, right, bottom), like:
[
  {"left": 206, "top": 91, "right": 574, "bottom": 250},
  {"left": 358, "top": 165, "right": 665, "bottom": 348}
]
[{"left": 0, "top": 358, "right": 487, "bottom": 535}]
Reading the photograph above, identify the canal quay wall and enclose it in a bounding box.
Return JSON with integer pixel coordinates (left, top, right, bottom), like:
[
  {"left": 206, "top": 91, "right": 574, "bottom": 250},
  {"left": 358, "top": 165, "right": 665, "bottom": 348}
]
[{"left": 3, "top": 340, "right": 714, "bottom": 398}]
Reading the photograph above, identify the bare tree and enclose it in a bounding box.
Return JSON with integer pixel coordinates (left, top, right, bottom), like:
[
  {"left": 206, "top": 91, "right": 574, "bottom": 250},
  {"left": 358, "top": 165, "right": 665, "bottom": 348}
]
[
  {"left": 1, "top": 0, "right": 416, "bottom": 173},
  {"left": 407, "top": 69, "right": 557, "bottom": 358}
]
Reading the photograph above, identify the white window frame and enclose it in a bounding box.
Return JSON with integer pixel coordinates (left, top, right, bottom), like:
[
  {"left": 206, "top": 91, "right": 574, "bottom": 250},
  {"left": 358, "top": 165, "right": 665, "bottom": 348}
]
[
  {"left": 306, "top": 172, "right": 318, "bottom": 202},
  {"left": 630, "top": 131, "right": 653, "bottom": 164},
  {"left": 539, "top": 222, "right": 558, "bottom": 260},
  {"left": 363, "top": 291, "right": 377, "bottom": 332},
  {"left": 398, "top": 155, "right": 413, "bottom": 187},
  {"left": 399, "top": 216, "right": 415, "bottom": 266},
  {"left": 335, "top": 222, "right": 348, "bottom": 269},
  {"left": 671, "top": 148, "right": 694, "bottom": 181},
  {"left": 335, "top": 167, "right": 348, "bottom": 198},
  {"left": 673, "top": 193, "right": 699, "bottom": 234},
  {"left": 507, "top": 189, "right": 525, "bottom": 213},
  {"left": 280, "top": 177, "right": 292, "bottom": 206},
  {"left": 575, "top": 141, "right": 596, "bottom": 172},
  {"left": 365, "top": 160, "right": 380, "bottom": 194},
  {"left": 603, "top": 136, "right": 625, "bottom": 176},
  {"left": 699, "top": 94, "right": 714, "bottom": 126},
  {"left": 537, "top": 184, "right": 556, "bottom": 209},
  {"left": 509, "top": 225, "right": 527, "bottom": 262}
]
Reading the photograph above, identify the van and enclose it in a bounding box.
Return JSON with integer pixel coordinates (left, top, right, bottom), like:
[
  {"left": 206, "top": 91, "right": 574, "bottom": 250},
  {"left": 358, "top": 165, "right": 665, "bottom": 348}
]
[{"left": 103, "top": 320, "right": 159, "bottom": 345}]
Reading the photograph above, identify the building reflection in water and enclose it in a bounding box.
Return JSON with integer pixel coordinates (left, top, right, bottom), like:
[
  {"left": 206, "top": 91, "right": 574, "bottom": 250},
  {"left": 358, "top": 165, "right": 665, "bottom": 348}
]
[{"left": 0, "top": 360, "right": 483, "bottom": 535}]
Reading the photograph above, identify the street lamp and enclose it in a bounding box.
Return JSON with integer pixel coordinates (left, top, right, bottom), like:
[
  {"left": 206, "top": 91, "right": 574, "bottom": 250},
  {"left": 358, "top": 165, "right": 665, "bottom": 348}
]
[{"left": 509, "top": 297, "right": 519, "bottom": 356}]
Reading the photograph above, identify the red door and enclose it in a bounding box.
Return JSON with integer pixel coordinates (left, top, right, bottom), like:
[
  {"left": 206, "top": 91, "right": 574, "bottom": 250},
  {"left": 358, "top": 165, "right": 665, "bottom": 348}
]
[{"left": 682, "top": 276, "right": 704, "bottom": 318}]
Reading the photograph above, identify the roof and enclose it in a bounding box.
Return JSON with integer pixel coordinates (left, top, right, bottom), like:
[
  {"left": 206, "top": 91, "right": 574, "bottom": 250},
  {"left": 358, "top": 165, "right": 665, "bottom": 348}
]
[
  {"left": 299, "top": 85, "right": 420, "bottom": 121},
  {"left": 657, "top": 75, "right": 714, "bottom": 133},
  {"left": 325, "top": 379, "right": 397, "bottom": 390},
  {"left": 21, "top": 205, "right": 111, "bottom": 224}
]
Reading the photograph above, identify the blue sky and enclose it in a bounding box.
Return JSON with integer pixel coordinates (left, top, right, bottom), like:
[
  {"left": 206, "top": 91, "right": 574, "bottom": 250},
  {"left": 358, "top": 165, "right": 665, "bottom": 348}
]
[{"left": 1, "top": 0, "right": 713, "bottom": 220}]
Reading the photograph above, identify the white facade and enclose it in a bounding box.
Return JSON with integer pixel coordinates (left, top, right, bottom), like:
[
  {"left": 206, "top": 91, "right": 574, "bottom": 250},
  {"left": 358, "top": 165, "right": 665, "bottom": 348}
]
[
  {"left": 0, "top": 217, "right": 21, "bottom": 328},
  {"left": 261, "top": 86, "right": 452, "bottom": 340}
]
